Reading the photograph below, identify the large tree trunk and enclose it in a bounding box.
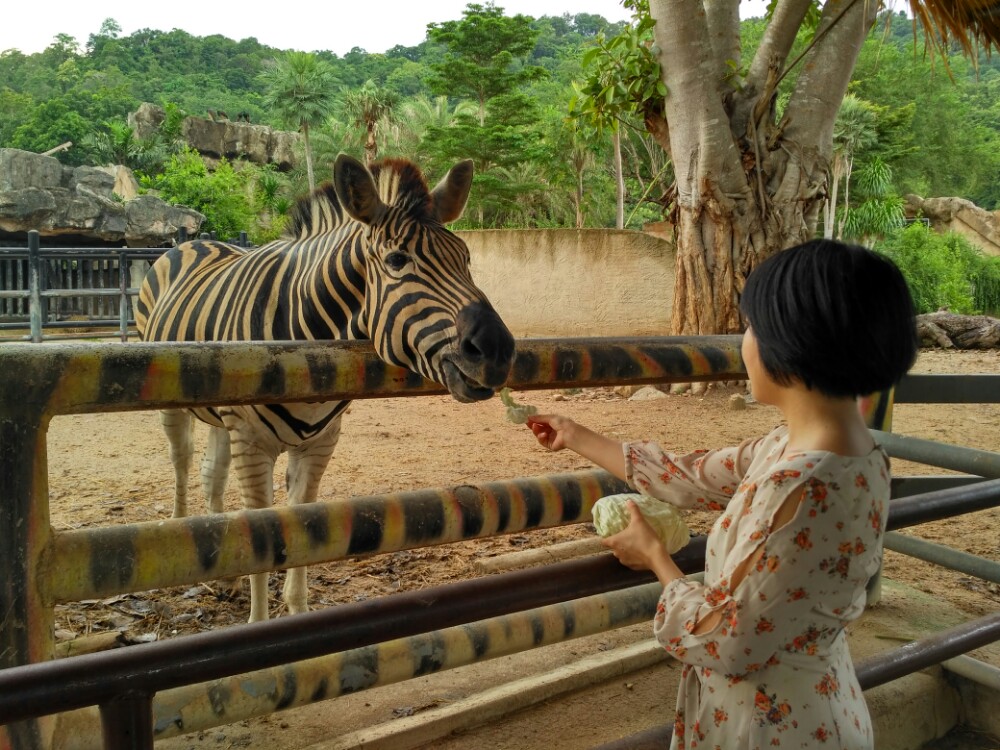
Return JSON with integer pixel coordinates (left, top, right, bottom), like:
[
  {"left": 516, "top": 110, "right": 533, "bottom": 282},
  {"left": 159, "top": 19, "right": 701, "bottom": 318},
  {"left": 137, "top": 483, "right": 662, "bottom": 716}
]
[
  {"left": 364, "top": 126, "right": 378, "bottom": 166},
  {"left": 671, "top": 194, "right": 755, "bottom": 335},
  {"left": 649, "top": 0, "right": 878, "bottom": 335}
]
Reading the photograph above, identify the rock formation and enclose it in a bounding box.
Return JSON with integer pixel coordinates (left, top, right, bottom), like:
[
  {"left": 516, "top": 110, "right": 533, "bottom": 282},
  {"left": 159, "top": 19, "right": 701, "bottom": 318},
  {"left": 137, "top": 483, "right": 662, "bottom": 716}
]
[
  {"left": 0, "top": 148, "right": 203, "bottom": 247},
  {"left": 905, "top": 194, "right": 1000, "bottom": 257},
  {"left": 130, "top": 102, "right": 300, "bottom": 171}
]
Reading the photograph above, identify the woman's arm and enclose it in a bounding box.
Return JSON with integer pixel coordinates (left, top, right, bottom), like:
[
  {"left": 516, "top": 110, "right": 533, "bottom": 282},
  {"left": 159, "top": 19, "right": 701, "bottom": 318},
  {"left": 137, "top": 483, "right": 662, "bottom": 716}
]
[{"left": 527, "top": 415, "right": 627, "bottom": 480}]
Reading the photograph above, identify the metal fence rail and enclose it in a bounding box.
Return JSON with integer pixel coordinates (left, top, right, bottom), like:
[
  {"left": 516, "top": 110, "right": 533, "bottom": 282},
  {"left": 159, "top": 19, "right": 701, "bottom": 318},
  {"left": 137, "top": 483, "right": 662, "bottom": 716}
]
[
  {"left": 0, "top": 230, "right": 250, "bottom": 343},
  {"left": 0, "top": 231, "right": 165, "bottom": 342},
  {"left": 0, "top": 335, "right": 997, "bottom": 750},
  {"left": 1, "top": 479, "right": 998, "bottom": 734}
]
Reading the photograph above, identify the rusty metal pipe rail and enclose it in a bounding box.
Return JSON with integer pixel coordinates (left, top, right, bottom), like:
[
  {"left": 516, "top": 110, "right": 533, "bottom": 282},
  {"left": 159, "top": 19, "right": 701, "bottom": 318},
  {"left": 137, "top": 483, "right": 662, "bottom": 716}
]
[
  {"left": 884, "top": 531, "right": 1000, "bottom": 584},
  {"left": 874, "top": 430, "right": 1000, "bottom": 478},
  {"left": 0, "top": 545, "right": 700, "bottom": 726},
  {"left": 1, "top": 478, "right": 998, "bottom": 734},
  {"left": 0, "top": 335, "right": 746, "bottom": 417},
  {"left": 895, "top": 374, "right": 1000, "bottom": 405}
]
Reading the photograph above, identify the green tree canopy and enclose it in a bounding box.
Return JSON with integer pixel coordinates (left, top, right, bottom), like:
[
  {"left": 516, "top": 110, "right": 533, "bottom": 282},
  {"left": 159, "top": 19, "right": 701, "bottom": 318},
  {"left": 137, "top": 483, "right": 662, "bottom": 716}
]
[{"left": 426, "top": 2, "right": 548, "bottom": 124}]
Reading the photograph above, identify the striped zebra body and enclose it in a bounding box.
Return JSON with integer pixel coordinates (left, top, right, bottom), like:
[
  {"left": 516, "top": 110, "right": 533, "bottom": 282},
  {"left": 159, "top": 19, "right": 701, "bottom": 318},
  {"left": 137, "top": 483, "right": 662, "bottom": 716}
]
[{"left": 135, "top": 154, "right": 514, "bottom": 622}]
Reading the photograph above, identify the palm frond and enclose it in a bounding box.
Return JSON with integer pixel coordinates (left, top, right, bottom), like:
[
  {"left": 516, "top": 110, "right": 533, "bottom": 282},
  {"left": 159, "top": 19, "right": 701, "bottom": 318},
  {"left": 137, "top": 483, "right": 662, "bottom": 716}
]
[{"left": 909, "top": 0, "right": 1000, "bottom": 57}]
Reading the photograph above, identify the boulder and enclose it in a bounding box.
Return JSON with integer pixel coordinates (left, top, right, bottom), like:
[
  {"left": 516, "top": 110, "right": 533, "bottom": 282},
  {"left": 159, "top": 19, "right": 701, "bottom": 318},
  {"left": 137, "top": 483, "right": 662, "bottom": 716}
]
[
  {"left": 181, "top": 117, "right": 299, "bottom": 171},
  {"left": 0, "top": 148, "right": 203, "bottom": 247},
  {"left": 628, "top": 385, "right": 669, "bottom": 401},
  {"left": 905, "top": 195, "right": 1000, "bottom": 257},
  {"left": 132, "top": 103, "right": 300, "bottom": 171},
  {"left": 94, "top": 165, "right": 141, "bottom": 201},
  {"left": 129, "top": 102, "right": 166, "bottom": 140},
  {"left": 186, "top": 117, "right": 298, "bottom": 171}
]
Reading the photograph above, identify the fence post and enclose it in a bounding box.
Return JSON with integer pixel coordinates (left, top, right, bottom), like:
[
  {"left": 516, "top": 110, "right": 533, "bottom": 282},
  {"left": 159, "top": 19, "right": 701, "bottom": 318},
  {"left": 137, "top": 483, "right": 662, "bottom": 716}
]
[
  {"left": 859, "top": 388, "right": 895, "bottom": 606},
  {"left": 27, "top": 231, "right": 43, "bottom": 343},
  {"left": 100, "top": 693, "right": 155, "bottom": 750},
  {"left": 118, "top": 250, "right": 129, "bottom": 342},
  {"left": 0, "top": 380, "right": 56, "bottom": 749}
]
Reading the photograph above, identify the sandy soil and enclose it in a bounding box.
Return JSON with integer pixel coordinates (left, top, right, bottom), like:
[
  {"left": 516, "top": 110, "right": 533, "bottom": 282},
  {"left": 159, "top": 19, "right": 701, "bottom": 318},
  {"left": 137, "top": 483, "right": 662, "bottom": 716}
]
[{"left": 42, "top": 347, "right": 1000, "bottom": 747}]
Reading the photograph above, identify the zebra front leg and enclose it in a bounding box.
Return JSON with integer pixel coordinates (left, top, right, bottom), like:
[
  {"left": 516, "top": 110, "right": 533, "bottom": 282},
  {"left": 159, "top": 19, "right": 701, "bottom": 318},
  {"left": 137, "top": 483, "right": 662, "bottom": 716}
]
[
  {"left": 224, "top": 412, "right": 281, "bottom": 623},
  {"left": 160, "top": 409, "right": 195, "bottom": 518},
  {"left": 199, "top": 425, "right": 232, "bottom": 514},
  {"left": 282, "top": 421, "right": 342, "bottom": 615}
]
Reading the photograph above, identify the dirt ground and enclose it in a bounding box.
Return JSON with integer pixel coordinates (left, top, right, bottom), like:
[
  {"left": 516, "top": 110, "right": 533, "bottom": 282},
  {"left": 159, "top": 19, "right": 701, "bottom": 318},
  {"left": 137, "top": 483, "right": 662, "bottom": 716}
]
[{"left": 42, "top": 347, "right": 1000, "bottom": 747}]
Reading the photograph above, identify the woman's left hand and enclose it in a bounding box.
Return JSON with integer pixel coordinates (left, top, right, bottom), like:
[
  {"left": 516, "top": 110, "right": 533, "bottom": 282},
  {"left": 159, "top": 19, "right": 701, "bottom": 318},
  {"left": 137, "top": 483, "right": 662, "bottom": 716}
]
[
  {"left": 601, "top": 500, "right": 665, "bottom": 570},
  {"left": 602, "top": 500, "right": 684, "bottom": 585}
]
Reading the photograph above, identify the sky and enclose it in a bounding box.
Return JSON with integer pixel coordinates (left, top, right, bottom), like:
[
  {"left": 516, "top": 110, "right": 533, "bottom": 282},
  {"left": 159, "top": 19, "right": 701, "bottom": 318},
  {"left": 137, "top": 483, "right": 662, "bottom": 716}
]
[{"left": 0, "top": 1, "right": 644, "bottom": 57}]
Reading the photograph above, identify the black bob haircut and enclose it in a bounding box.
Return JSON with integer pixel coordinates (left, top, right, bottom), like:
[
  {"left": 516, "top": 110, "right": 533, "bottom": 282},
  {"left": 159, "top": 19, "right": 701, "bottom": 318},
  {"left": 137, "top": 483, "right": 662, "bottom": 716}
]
[{"left": 739, "top": 239, "right": 919, "bottom": 398}]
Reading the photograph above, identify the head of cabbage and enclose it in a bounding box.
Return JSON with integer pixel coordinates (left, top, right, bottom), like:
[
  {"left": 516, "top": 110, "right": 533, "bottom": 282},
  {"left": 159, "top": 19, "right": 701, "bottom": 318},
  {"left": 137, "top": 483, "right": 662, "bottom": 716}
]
[{"left": 591, "top": 493, "right": 691, "bottom": 554}]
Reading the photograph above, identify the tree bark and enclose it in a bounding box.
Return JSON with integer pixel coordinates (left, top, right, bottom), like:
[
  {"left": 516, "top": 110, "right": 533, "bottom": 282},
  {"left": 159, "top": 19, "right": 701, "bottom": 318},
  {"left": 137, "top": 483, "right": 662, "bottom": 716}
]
[
  {"left": 303, "top": 124, "right": 316, "bottom": 192},
  {"left": 365, "top": 126, "right": 378, "bottom": 166},
  {"left": 649, "top": 0, "right": 877, "bottom": 335}
]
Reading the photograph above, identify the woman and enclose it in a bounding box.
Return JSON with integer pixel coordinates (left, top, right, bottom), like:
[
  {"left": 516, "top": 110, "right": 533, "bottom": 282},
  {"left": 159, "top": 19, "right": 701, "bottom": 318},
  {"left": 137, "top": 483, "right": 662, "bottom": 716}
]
[{"left": 526, "top": 240, "right": 918, "bottom": 749}]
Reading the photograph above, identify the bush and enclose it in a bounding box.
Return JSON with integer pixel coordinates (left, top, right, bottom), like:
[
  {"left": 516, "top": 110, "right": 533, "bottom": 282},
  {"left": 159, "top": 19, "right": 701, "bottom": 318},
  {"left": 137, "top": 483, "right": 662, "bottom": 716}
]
[
  {"left": 144, "top": 150, "right": 298, "bottom": 245},
  {"left": 875, "top": 223, "right": 1000, "bottom": 316},
  {"left": 145, "top": 148, "right": 257, "bottom": 241}
]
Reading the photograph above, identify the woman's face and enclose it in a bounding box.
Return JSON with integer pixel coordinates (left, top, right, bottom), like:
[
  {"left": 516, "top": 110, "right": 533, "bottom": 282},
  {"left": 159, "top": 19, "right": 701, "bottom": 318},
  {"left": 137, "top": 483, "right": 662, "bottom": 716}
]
[{"left": 741, "top": 326, "right": 778, "bottom": 405}]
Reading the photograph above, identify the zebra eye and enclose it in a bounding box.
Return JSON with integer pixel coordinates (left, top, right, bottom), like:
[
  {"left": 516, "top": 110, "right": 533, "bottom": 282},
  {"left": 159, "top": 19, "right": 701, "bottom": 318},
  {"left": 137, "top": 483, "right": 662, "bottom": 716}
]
[{"left": 384, "top": 251, "right": 409, "bottom": 271}]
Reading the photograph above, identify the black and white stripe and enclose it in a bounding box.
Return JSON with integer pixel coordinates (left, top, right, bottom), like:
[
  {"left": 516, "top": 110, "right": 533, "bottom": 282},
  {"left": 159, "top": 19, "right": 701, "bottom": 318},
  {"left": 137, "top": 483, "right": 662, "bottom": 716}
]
[{"left": 135, "top": 154, "right": 514, "bottom": 622}]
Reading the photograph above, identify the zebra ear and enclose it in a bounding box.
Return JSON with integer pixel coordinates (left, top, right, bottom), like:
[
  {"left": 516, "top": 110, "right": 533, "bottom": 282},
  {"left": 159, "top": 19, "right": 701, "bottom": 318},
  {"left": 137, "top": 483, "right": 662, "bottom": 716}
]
[
  {"left": 430, "top": 159, "right": 474, "bottom": 224},
  {"left": 334, "top": 153, "right": 387, "bottom": 226}
]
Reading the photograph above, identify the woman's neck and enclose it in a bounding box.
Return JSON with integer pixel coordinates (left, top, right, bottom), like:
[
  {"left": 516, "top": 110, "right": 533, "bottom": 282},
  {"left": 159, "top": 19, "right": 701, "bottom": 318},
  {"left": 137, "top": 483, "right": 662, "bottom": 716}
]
[{"left": 777, "top": 386, "right": 875, "bottom": 458}]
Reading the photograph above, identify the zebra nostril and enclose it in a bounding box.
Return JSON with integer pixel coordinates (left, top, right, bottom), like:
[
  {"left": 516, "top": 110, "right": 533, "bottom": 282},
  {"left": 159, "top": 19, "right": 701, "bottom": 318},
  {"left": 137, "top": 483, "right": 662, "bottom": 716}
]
[
  {"left": 461, "top": 337, "right": 484, "bottom": 361},
  {"left": 454, "top": 303, "right": 515, "bottom": 386}
]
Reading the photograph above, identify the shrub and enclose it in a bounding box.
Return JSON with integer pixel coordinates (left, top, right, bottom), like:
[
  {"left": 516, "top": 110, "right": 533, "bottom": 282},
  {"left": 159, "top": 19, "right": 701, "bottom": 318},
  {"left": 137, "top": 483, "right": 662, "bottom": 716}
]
[
  {"left": 145, "top": 148, "right": 257, "bottom": 241},
  {"left": 875, "top": 223, "right": 1000, "bottom": 315}
]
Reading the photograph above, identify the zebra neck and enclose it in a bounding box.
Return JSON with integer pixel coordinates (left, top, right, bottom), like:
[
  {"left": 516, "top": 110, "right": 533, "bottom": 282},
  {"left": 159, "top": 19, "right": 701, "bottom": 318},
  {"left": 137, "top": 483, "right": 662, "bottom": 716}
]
[{"left": 285, "top": 229, "right": 368, "bottom": 341}]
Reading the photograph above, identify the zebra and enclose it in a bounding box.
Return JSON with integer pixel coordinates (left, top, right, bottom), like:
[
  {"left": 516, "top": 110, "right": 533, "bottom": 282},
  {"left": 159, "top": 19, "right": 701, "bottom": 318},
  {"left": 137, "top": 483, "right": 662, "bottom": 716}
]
[{"left": 135, "top": 153, "right": 515, "bottom": 622}]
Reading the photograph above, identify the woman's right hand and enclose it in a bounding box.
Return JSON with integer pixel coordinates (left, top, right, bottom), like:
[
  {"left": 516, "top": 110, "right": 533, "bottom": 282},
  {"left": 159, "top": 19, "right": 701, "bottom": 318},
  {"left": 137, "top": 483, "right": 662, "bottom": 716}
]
[
  {"left": 526, "top": 415, "right": 629, "bottom": 482},
  {"left": 526, "top": 414, "right": 576, "bottom": 452}
]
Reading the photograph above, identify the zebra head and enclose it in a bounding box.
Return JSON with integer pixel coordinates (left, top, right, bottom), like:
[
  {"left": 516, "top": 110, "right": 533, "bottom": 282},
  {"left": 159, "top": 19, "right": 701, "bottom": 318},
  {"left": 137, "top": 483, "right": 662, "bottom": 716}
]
[{"left": 334, "top": 154, "right": 515, "bottom": 403}]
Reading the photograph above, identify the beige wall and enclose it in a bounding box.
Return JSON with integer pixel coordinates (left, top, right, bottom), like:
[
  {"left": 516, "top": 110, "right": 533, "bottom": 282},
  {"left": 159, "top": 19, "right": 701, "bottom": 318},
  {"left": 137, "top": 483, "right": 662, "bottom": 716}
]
[{"left": 459, "top": 229, "right": 675, "bottom": 339}]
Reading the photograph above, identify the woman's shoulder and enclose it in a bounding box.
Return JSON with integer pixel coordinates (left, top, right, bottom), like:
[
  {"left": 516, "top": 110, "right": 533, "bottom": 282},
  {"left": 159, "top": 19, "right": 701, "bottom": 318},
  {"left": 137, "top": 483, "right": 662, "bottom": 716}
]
[{"left": 763, "top": 443, "right": 890, "bottom": 504}]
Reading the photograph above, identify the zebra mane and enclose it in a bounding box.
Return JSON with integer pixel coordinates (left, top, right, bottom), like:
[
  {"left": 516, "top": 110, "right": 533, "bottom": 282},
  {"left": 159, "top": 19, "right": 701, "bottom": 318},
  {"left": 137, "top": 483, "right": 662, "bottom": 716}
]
[{"left": 285, "top": 158, "right": 434, "bottom": 238}]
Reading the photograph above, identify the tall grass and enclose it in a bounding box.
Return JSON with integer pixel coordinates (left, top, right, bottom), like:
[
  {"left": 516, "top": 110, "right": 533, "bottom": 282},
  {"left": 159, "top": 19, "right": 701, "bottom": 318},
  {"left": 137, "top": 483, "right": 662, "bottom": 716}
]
[{"left": 875, "top": 223, "right": 1000, "bottom": 316}]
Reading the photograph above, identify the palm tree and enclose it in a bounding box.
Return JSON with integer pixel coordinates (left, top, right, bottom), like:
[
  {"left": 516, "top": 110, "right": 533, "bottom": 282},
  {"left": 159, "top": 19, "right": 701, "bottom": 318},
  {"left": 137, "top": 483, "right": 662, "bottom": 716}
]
[
  {"left": 307, "top": 116, "right": 361, "bottom": 185},
  {"left": 259, "top": 51, "right": 338, "bottom": 192},
  {"left": 339, "top": 80, "right": 399, "bottom": 166},
  {"left": 396, "top": 95, "right": 477, "bottom": 158},
  {"left": 83, "top": 119, "right": 164, "bottom": 174},
  {"left": 825, "top": 94, "right": 879, "bottom": 239},
  {"left": 842, "top": 157, "right": 905, "bottom": 244}
]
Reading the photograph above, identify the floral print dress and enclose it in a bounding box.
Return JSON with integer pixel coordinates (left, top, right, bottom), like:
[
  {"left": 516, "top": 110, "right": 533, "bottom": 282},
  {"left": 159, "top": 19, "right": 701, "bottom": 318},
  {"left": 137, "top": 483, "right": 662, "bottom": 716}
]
[{"left": 624, "top": 425, "right": 890, "bottom": 750}]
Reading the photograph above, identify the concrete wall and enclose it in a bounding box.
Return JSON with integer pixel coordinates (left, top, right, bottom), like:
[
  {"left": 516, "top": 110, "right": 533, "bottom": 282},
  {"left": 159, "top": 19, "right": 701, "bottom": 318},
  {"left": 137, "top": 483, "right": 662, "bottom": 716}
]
[{"left": 459, "top": 229, "right": 675, "bottom": 339}]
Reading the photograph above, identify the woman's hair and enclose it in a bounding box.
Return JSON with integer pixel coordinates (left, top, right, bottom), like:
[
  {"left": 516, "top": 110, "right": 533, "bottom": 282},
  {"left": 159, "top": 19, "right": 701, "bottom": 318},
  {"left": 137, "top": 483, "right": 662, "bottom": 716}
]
[{"left": 739, "top": 239, "right": 918, "bottom": 398}]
